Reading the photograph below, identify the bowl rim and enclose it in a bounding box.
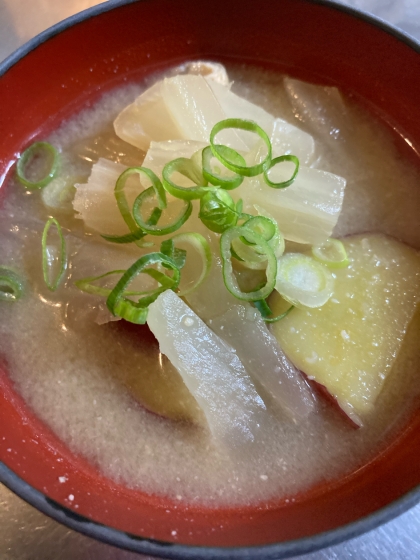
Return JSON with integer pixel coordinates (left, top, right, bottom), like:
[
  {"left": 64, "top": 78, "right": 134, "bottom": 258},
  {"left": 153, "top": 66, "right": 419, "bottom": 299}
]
[{"left": 1, "top": 0, "right": 420, "bottom": 558}]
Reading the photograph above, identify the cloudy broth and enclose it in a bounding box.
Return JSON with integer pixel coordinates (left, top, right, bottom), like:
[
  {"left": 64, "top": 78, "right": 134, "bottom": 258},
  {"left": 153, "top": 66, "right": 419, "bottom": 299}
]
[{"left": 1, "top": 63, "right": 420, "bottom": 506}]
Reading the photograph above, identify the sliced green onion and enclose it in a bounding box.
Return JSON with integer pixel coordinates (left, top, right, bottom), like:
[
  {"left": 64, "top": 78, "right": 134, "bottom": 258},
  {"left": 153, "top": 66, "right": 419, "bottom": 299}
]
[
  {"left": 254, "top": 298, "right": 294, "bottom": 323},
  {"left": 101, "top": 229, "right": 148, "bottom": 245},
  {"left": 0, "top": 267, "right": 24, "bottom": 302},
  {"left": 162, "top": 157, "right": 211, "bottom": 200},
  {"left": 312, "top": 238, "right": 349, "bottom": 269},
  {"left": 132, "top": 187, "right": 192, "bottom": 236},
  {"left": 106, "top": 253, "right": 180, "bottom": 324},
  {"left": 210, "top": 119, "right": 272, "bottom": 177},
  {"left": 263, "top": 155, "right": 299, "bottom": 189},
  {"left": 275, "top": 253, "right": 334, "bottom": 308},
  {"left": 220, "top": 226, "right": 277, "bottom": 301},
  {"left": 75, "top": 268, "right": 174, "bottom": 298},
  {"left": 16, "top": 142, "right": 59, "bottom": 189},
  {"left": 42, "top": 217, "right": 67, "bottom": 291},
  {"left": 233, "top": 216, "right": 284, "bottom": 269},
  {"left": 102, "top": 205, "right": 162, "bottom": 245},
  {"left": 202, "top": 145, "right": 244, "bottom": 190},
  {"left": 160, "top": 239, "right": 187, "bottom": 270},
  {"left": 114, "top": 166, "right": 165, "bottom": 244},
  {"left": 199, "top": 189, "right": 238, "bottom": 234},
  {"left": 166, "top": 233, "right": 212, "bottom": 296}
]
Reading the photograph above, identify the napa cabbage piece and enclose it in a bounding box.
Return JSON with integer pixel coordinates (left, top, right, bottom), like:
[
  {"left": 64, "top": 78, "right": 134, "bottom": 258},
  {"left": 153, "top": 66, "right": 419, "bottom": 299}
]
[
  {"left": 114, "top": 70, "right": 315, "bottom": 160},
  {"left": 114, "top": 75, "right": 247, "bottom": 152},
  {"left": 208, "top": 80, "right": 315, "bottom": 164},
  {"left": 235, "top": 163, "right": 346, "bottom": 246},
  {"left": 142, "top": 140, "right": 207, "bottom": 178},
  {"left": 73, "top": 158, "right": 128, "bottom": 235},
  {"left": 147, "top": 290, "right": 266, "bottom": 446}
]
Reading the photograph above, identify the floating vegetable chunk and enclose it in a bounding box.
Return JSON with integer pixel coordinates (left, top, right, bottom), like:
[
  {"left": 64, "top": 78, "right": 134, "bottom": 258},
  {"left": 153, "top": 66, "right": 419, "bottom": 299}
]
[
  {"left": 209, "top": 305, "right": 316, "bottom": 421},
  {"left": 147, "top": 290, "right": 266, "bottom": 446},
  {"left": 271, "top": 234, "right": 420, "bottom": 423},
  {"left": 237, "top": 165, "right": 346, "bottom": 245},
  {"left": 73, "top": 158, "right": 127, "bottom": 234}
]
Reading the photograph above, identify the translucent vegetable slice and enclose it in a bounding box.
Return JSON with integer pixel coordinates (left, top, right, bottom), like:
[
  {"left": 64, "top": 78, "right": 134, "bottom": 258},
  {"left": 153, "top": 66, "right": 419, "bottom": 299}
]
[
  {"left": 147, "top": 290, "right": 266, "bottom": 446},
  {"left": 208, "top": 81, "right": 315, "bottom": 162},
  {"left": 142, "top": 140, "right": 207, "bottom": 178},
  {"left": 209, "top": 305, "right": 316, "bottom": 421},
  {"left": 114, "top": 75, "right": 247, "bottom": 152},
  {"left": 113, "top": 81, "right": 181, "bottom": 152},
  {"left": 237, "top": 165, "right": 346, "bottom": 245},
  {"left": 73, "top": 158, "right": 128, "bottom": 235},
  {"left": 161, "top": 75, "right": 248, "bottom": 150}
]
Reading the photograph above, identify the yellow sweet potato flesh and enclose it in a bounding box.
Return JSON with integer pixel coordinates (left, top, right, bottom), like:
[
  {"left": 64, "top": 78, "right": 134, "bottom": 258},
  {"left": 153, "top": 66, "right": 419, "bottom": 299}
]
[{"left": 271, "top": 234, "right": 420, "bottom": 419}]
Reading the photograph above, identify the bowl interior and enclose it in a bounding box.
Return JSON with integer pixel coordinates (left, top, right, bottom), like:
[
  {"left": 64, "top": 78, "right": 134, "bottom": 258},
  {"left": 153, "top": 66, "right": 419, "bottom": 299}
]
[{"left": 1, "top": 0, "right": 420, "bottom": 551}]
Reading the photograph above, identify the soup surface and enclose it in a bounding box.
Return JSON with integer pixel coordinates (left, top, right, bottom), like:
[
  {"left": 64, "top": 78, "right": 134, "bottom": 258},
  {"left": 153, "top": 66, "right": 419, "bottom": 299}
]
[{"left": 1, "top": 63, "right": 420, "bottom": 507}]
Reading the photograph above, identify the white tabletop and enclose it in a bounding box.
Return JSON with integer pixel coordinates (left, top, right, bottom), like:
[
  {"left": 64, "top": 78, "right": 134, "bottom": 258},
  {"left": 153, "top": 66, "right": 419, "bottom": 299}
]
[{"left": 1, "top": 1, "right": 420, "bottom": 559}]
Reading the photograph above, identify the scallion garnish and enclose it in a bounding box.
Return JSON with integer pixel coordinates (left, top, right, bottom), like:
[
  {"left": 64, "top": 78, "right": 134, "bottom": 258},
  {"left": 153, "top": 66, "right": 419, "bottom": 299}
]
[
  {"left": 312, "top": 238, "right": 349, "bottom": 268},
  {"left": 0, "top": 267, "right": 24, "bottom": 302},
  {"left": 199, "top": 189, "right": 239, "bottom": 233},
  {"left": 164, "top": 233, "right": 212, "bottom": 296},
  {"left": 210, "top": 119, "right": 272, "bottom": 177},
  {"left": 106, "top": 253, "right": 180, "bottom": 324},
  {"left": 233, "top": 216, "right": 284, "bottom": 268},
  {"left": 160, "top": 239, "right": 187, "bottom": 270},
  {"left": 16, "top": 142, "right": 59, "bottom": 189},
  {"left": 275, "top": 253, "right": 334, "bottom": 308},
  {"left": 162, "top": 157, "right": 212, "bottom": 200},
  {"left": 101, "top": 229, "right": 148, "bottom": 245},
  {"left": 202, "top": 145, "right": 244, "bottom": 190},
  {"left": 114, "top": 166, "right": 165, "bottom": 244},
  {"left": 263, "top": 154, "right": 299, "bottom": 189},
  {"left": 75, "top": 269, "right": 173, "bottom": 298},
  {"left": 220, "top": 226, "right": 277, "bottom": 301},
  {"left": 254, "top": 298, "right": 294, "bottom": 323},
  {"left": 133, "top": 187, "right": 192, "bottom": 235},
  {"left": 42, "top": 217, "right": 67, "bottom": 291}
]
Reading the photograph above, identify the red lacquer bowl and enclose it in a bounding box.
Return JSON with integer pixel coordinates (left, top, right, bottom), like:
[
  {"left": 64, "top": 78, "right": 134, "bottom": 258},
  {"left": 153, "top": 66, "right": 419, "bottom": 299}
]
[{"left": 1, "top": 1, "right": 420, "bottom": 558}]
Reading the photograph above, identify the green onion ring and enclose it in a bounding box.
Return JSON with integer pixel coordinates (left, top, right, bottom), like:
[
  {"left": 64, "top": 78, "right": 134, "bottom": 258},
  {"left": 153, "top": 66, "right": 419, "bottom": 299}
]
[
  {"left": 16, "top": 142, "right": 59, "bottom": 189},
  {"left": 233, "top": 216, "right": 284, "bottom": 269},
  {"left": 162, "top": 157, "right": 212, "bottom": 200},
  {"left": 160, "top": 239, "right": 187, "bottom": 270},
  {"left": 312, "top": 238, "right": 349, "bottom": 269},
  {"left": 199, "top": 189, "right": 239, "bottom": 234},
  {"left": 254, "top": 298, "right": 294, "bottom": 323},
  {"left": 132, "top": 187, "right": 192, "bottom": 236},
  {"left": 42, "top": 217, "right": 67, "bottom": 291},
  {"left": 0, "top": 267, "right": 24, "bottom": 302},
  {"left": 210, "top": 119, "right": 272, "bottom": 177},
  {"left": 101, "top": 229, "right": 148, "bottom": 245},
  {"left": 167, "top": 233, "right": 212, "bottom": 296},
  {"left": 75, "top": 268, "right": 174, "bottom": 298},
  {"left": 106, "top": 252, "right": 180, "bottom": 324},
  {"left": 102, "top": 205, "right": 162, "bottom": 245},
  {"left": 114, "top": 166, "right": 166, "bottom": 245},
  {"left": 220, "top": 226, "right": 277, "bottom": 301},
  {"left": 202, "top": 145, "right": 244, "bottom": 190},
  {"left": 263, "top": 155, "right": 299, "bottom": 189}
]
